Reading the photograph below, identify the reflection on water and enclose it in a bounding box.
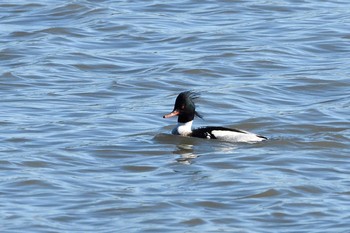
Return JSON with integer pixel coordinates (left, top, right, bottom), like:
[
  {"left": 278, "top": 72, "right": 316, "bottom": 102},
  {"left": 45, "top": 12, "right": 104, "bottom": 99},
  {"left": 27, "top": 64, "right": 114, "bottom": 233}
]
[
  {"left": 155, "top": 133, "right": 199, "bottom": 164},
  {"left": 174, "top": 143, "right": 197, "bottom": 164}
]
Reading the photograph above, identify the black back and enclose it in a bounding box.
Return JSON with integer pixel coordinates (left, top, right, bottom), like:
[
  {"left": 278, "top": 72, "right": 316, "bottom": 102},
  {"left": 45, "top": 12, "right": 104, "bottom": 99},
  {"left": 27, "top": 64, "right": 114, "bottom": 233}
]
[{"left": 191, "top": 126, "right": 248, "bottom": 139}]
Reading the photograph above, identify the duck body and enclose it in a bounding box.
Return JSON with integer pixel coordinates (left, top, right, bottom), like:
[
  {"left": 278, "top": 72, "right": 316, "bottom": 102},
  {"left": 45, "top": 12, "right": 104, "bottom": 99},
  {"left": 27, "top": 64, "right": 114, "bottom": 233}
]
[
  {"left": 191, "top": 126, "right": 266, "bottom": 142},
  {"left": 163, "top": 91, "right": 267, "bottom": 143}
]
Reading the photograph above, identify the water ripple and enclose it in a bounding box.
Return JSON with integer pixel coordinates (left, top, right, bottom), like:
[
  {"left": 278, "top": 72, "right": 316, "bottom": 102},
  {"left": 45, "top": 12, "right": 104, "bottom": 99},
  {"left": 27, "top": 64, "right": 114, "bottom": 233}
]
[{"left": 1, "top": 0, "right": 350, "bottom": 232}]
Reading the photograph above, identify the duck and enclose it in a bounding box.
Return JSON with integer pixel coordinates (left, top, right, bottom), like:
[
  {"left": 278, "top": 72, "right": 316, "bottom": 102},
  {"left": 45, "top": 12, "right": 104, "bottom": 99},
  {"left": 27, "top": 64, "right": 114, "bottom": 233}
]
[{"left": 163, "top": 91, "right": 267, "bottom": 143}]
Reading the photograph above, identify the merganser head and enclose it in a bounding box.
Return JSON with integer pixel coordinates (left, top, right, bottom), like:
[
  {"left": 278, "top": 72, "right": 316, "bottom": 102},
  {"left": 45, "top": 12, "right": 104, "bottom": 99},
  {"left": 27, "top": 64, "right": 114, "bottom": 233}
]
[{"left": 163, "top": 91, "right": 202, "bottom": 123}]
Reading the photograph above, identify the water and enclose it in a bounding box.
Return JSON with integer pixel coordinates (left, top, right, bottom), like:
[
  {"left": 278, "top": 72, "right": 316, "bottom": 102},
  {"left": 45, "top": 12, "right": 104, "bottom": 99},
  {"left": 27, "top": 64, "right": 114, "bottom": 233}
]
[{"left": 1, "top": 0, "right": 349, "bottom": 232}]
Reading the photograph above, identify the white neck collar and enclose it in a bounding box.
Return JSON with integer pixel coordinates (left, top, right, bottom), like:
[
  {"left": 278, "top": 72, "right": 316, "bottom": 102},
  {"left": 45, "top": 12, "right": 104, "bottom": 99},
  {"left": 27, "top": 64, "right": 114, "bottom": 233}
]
[{"left": 172, "top": 121, "right": 193, "bottom": 136}]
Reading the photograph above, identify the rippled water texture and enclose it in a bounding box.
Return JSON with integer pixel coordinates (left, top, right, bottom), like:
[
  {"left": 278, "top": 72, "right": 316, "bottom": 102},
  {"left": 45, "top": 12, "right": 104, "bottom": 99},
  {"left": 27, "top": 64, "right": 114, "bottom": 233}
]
[{"left": 1, "top": 0, "right": 350, "bottom": 232}]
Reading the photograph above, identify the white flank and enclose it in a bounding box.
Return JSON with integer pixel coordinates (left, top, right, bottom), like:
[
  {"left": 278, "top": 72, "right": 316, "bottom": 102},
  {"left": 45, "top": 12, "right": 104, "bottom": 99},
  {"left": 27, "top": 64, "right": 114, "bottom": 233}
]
[
  {"left": 211, "top": 130, "right": 265, "bottom": 143},
  {"left": 172, "top": 121, "right": 193, "bottom": 136}
]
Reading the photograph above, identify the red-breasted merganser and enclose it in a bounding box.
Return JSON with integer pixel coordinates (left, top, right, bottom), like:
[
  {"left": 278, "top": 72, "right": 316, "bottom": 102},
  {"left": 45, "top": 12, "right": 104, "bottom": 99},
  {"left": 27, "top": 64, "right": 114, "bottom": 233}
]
[{"left": 163, "top": 91, "right": 267, "bottom": 143}]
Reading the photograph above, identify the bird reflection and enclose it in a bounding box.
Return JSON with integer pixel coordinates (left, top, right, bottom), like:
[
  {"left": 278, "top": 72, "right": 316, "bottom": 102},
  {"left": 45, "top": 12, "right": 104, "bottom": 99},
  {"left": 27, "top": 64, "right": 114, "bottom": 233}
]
[{"left": 173, "top": 143, "right": 198, "bottom": 164}]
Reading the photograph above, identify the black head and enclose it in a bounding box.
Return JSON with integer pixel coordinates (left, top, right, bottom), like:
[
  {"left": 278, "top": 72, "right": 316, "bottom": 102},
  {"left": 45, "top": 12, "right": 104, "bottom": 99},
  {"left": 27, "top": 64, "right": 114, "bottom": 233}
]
[{"left": 163, "top": 91, "right": 202, "bottom": 123}]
